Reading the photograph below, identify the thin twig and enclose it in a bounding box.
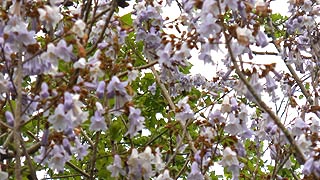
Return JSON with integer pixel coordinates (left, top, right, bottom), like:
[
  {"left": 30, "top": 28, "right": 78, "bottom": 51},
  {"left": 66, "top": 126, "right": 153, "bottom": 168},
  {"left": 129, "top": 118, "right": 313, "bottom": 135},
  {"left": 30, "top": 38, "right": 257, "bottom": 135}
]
[
  {"left": 19, "top": 136, "right": 38, "bottom": 180},
  {"left": 150, "top": 66, "right": 210, "bottom": 180},
  {"left": 224, "top": 32, "right": 306, "bottom": 165},
  {"left": 87, "top": 0, "right": 117, "bottom": 55},
  {"left": 66, "top": 161, "right": 90, "bottom": 178},
  {"left": 89, "top": 132, "right": 100, "bottom": 180},
  {"left": 14, "top": 48, "right": 23, "bottom": 180}
]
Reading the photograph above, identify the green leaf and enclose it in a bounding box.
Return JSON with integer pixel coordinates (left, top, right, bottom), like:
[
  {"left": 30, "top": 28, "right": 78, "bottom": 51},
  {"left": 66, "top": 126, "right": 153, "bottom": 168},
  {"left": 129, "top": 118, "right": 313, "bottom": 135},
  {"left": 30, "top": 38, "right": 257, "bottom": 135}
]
[{"left": 120, "top": 13, "right": 133, "bottom": 26}]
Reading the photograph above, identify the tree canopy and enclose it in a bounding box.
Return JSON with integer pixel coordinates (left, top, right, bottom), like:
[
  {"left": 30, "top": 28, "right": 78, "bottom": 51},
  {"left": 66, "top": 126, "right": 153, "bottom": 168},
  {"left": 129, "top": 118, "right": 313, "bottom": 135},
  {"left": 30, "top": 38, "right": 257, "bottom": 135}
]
[{"left": 0, "top": 0, "right": 320, "bottom": 179}]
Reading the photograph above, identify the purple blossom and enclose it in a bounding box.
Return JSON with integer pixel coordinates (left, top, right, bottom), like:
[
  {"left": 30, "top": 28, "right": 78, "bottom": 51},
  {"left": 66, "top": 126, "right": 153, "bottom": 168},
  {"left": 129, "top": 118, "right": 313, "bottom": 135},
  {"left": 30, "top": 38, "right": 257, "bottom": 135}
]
[
  {"left": 291, "top": 117, "right": 309, "bottom": 136},
  {"left": 40, "top": 82, "right": 49, "bottom": 99},
  {"left": 48, "top": 104, "right": 68, "bottom": 131},
  {"left": 198, "top": 13, "right": 221, "bottom": 38},
  {"left": 74, "top": 137, "right": 88, "bottom": 160},
  {"left": 256, "top": 30, "right": 268, "bottom": 47},
  {"left": 107, "top": 76, "right": 131, "bottom": 115},
  {"left": 34, "top": 146, "right": 49, "bottom": 165},
  {"left": 48, "top": 145, "right": 70, "bottom": 172},
  {"left": 220, "top": 147, "right": 240, "bottom": 179},
  {"left": 265, "top": 74, "right": 277, "bottom": 92},
  {"left": 303, "top": 157, "right": 314, "bottom": 176},
  {"left": 40, "top": 129, "right": 49, "bottom": 146},
  {"left": 5, "top": 111, "right": 14, "bottom": 127},
  {"left": 187, "top": 162, "right": 204, "bottom": 180},
  {"left": 156, "top": 169, "right": 172, "bottom": 180},
  {"left": 225, "top": 113, "right": 242, "bottom": 136},
  {"left": 175, "top": 97, "right": 194, "bottom": 125},
  {"left": 221, "top": 96, "right": 232, "bottom": 113},
  {"left": 209, "top": 109, "right": 226, "bottom": 124},
  {"left": 54, "top": 40, "right": 73, "bottom": 62},
  {"left": 96, "top": 80, "right": 106, "bottom": 99},
  {"left": 62, "top": 138, "right": 72, "bottom": 155},
  {"left": 90, "top": 102, "right": 107, "bottom": 131},
  {"left": 107, "top": 155, "right": 126, "bottom": 177},
  {"left": 107, "top": 76, "right": 128, "bottom": 98},
  {"left": 64, "top": 92, "right": 73, "bottom": 111},
  {"left": 148, "top": 82, "right": 156, "bottom": 95},
  {"left": 125, "top": 107, "right": 145, "bottom": 138},
  {"left": 127, "top": 149, "right": 142, "bottom": 179}
]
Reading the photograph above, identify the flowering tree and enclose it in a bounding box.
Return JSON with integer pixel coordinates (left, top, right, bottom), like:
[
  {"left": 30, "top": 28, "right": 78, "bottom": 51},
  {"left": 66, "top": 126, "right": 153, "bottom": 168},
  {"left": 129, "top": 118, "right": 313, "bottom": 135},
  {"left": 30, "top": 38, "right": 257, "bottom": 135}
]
[{"left": 0, "top": 0, "right": 320, "bottom": 179}]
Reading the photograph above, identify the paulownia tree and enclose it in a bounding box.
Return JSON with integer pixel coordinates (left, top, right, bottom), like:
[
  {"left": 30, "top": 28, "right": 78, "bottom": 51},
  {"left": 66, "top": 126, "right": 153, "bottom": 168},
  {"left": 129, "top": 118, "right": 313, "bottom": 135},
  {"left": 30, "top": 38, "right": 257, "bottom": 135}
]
[{"left": 0, "top": 0, "right": 320, "bottom": 179}]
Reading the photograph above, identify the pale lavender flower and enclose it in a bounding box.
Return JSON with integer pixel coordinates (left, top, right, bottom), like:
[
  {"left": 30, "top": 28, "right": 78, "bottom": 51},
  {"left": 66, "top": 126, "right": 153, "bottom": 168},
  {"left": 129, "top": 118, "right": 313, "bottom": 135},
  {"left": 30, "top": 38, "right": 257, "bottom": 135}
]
[
  {"left": 64, "top": 92, "right": 73, "bottom": 111},
  {"left": 17, "top": 29, "right": 36, "bottom": 46},
  {"left": 291, "top": 117, "right": 309, "bottom": 136},
  {"left": 230, "top": 97, "right": 238, "bottom": 111},
  {"left": 125, "top": 107, "right": 145, "bottom": 138},
  {"left": 40, "top": 129, "right": 50, "bottom": 146},
  {"left": 198, "top": 13, "right": 221, "bottom": 38},
  {"left": 38, "top": 4, "right": 62, "bottom": 28},
  {"left": 5, "top": 111, "right": 14, "bottom": 127},
  {"left": 220, "top": 147, "right": 240, "bottom": 179},
  {"left": 34, "top": 146, "right": 49, "bottom": 164},
  {"left": 154, "top": 147, "right": 165, "bottom": 172},
  {"left": 303, "top": 157, "right": 314, "bottom": 176},
  {"left": 156, "top": 169, "right": 172, "bottom": 180},
  {"left": 157, "top": 43, "right": 172, "bottom": 67},
  {"left": 136, "top": 28, "right": 147, "bottom": 41},
  {"left": 221, "top": 0, "right": 238, "bottom": 11},
  {"left": 63, "top": 92, "right": 88, "bottom": 127},
  {"left": 62, "top": 138, "right": 72, "bottom": 155},
  {"left": 187, "top": 162, "right": 204, "bottom": 180},
  {"left": 256, "top": 30, "right": 268, "bottom": 47},
  {"left": 220, "top": 147, "right": 239, "bottom": 167},
  {"left": 48, "top": 104, "right": 68, "bottom": 131},
  {"left": 225, "top": 114, "right": 242, "bottom": 136},
  {"left": 297, "top": 134, "right": 311, "bottom": 154},
  {"left": 265, "top": 74, "right": 277, "bottom": 92},
  {"left": 96, "top": 80, "right": 106, "bottom": 99},
  {"left": 310, "top": 117, "right": 320, "bottom": 133},
  {"left": 73, "top": 58, "right": 86, "bottom": 69},
  {"left": 55, "top": 40, "right": 73, "bottom": 62},
  {"left": 209, "top": 109, "right": 226, "bottom": 124},
  {"left": 74, "top": 137, "right": 88, "bottom": 160},
  {"left": 90, "top": 102, "right": 107, "bottom": 131},
  {"left": 71, "top": 19, "right": 86, "bottom": 38},
  {"left": 221, "top": 96, "right": 232, "bottom": 113},
  {"left": 148, "top": 82, "right": 156, "bottom": 95},
  {"left": 48, "top": 145, "right": 70, "bottom": 172},
  {"left": 127, "top": 149, "right": 142, "bottom": 179},
  {"left": 107, "top": 76, "right": 129, "bottom": 97},
  {"left": 140, "top": 147, "right": 155, "bottom": 179},
  {"left": 40, "top": 82, "right": 49, "bottom": 99},
  {"left": 107, "top": 155, "right": 126, "bottom": 177},
  {"left": 175, "top": 97, "right": 194, "bottom": 125}
]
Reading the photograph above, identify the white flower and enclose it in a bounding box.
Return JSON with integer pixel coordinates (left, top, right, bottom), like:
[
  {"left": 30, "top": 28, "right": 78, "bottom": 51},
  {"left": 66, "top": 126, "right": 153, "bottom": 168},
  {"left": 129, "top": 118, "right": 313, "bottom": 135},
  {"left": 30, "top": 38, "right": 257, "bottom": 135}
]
[
  {"left": 107, "top": 155, "right": 126, "bottom": 177},
  {"left": 236, "top": 27, "right": 254, "bottom": 46},
  {"left": 48, "top": 104, "right": 68, "bottom": 131},
  {"left": 220, "top": 147, "right": 239, "bottom": 167},
  {"left": 71, "top": 19, "right": 86, "bottom": 38},
  {"left": 38, "top": 5, "right": 62, "bottom": 27},
  {"left": 156, "top": 170, "right": 172, "bottom": 180},
  {"left": 221, "top": 96, "right": 231, "bottom": 113},
  {"left": 74, "top": 58, "right": 86, "bottom": 69},
  {"left": 297, "top": 134, "right": 311, "bottom": 154}
]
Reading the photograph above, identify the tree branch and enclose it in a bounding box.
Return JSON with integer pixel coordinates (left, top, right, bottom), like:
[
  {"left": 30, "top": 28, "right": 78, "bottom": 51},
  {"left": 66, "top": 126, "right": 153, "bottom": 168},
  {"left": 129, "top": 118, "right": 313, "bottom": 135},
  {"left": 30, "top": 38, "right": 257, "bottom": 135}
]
[{"left": 224, "top": 33, "right": 306, "bottom": 165}]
